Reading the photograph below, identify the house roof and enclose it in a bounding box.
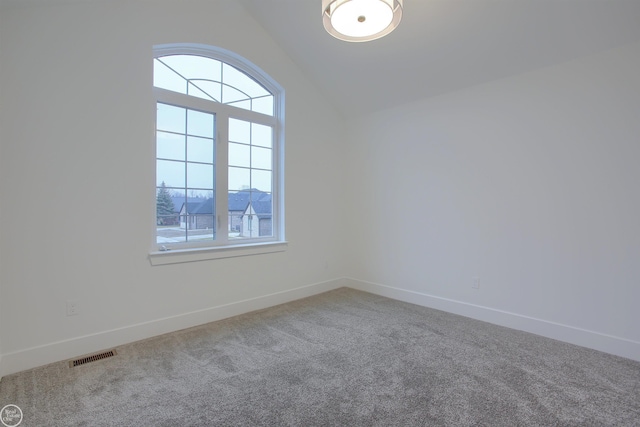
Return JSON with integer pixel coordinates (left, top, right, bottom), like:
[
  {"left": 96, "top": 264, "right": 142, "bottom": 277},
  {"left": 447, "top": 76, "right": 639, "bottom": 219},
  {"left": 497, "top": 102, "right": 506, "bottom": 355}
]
[
  {"left": 192, "top": 199, "right": 214, "bottom": 215},
  {"left": 181, "top": 190, "right": 271, "bottom": 215},
  {"left": 228, "top": 189, "right": 271, "bottom": 212},
  {"left": 228, "top": 191, "right": 251, "bottom": 212},
  {"left": 171, "top": 197, "right": 203, "bottom": 214},
  {"left": 247, "top": 200, "right": 272, "bottom": 219}
]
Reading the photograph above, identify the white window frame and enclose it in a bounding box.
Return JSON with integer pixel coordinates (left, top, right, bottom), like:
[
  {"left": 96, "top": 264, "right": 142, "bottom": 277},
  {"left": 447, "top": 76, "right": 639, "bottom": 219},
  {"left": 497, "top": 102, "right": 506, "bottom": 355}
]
[{"left": 149, "top": 44, "right": 286, "bottom": 265}]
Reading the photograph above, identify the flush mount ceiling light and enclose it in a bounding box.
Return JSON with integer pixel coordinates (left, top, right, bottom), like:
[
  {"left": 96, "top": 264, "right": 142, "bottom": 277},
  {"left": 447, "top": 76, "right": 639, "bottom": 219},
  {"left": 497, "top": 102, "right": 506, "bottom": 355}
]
[{"left": 322, "top": 0, "right": 403, "bottom": 42}]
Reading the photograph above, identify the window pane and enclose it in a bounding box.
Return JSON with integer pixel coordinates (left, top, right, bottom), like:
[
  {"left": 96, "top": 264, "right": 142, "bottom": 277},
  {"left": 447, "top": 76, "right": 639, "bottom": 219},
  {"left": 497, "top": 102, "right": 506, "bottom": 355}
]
[
  {"left": 187, "top": 82, "right": 215, "bottom": 102},
  {"left": 156, "top": 104, "right": 217, "bottom": 245},
  {"left": 157, "top": 131, "right": 185, "bottom": 161},
  {"left": 228, "top": 189, "right": 251, "bottom": 213},
  {"left": 259, "top": 216, "right": 273, "bottom": 237},
  {"left": 237, "top": 190, "right": 272, "bottom": 239},
  {"left": 228, "top": 210, "right": 243, "bottom": 239},
  {"left": 169, "top": 195, "right": 185, "bottom": 213},
  {"left": 160, "top": 55, "right": 222, "bottom": 83},
  {"left": 187, "top": 136, "right": 214, "bottom": 163},
  {"left": 154, "top": 59, "right": 187, "bottom": 94},
  {"left": 252, "top": 169, "right": 272, "bottom": 192},
  {"left": 252, "top": 123, "right": 272, "bottom": 148},
  {"left": 186, "top": 216, "right": 215, "bottom": 241},
  {"left": 157, "top": 227, "right": 185, "bottom": 245},
  {"left": 252, "top": 191, "right": 271, "bottom": 203},
  {"left": 184, "top": 191, "right": 211, "bottom": 201},
  {"left": 229, "top": 118, "right": 250, "bottom": 144},
  {"left": 184, "top": 195, "right": 214, "bottom": 240},
  {"left": 222, "top": 84, "right": 249, "bottom": 105},
  {"left": 157, "top": 104, "right": 185, "bottom": 134},
  {"left": 249, "top": 190, "right": 272, "bottom": 238},
  {"left": 229, "top": 142, "right": 250, "bottom": 168},
  {"left": 252, "top": 96, "right": 274, "bottom": 116},
  {"left": 222, "top": 63, "right": 269, "bottom": 98},
  {"left": 229, "top": 166, "right": 250, "bottom": 191},
  {"left": 189, "top": 80, "right": 221, "bottom": 103},
  {"left": 251, "top": 146, "right": 271, "bottom": 170},
  {"left": 187, "top": 110, "right": 214, "bottom": 138},
  {"left": 156, "top": 184, "right": 179, "bottom": 228},
  {"left": 188, "top": 197, "right": 214, "bottom": 214},
  {"left": 187, "top": 163, "right": 214, "bottom": 189},
  {"left": 157, "top": 159, "right": 185, "bottom": 188}
]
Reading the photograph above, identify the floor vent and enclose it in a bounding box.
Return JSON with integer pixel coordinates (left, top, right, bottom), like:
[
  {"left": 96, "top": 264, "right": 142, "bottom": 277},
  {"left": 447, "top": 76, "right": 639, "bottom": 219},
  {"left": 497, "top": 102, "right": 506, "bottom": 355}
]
[{"left": 70, "top": 350, "right": 117, "bottom": 367}]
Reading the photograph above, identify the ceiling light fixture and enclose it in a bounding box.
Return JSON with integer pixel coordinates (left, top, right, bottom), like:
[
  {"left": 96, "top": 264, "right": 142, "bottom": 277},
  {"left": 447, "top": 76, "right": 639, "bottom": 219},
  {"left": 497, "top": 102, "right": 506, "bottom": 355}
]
[{"left": 322, "top": 0, "right": 403, "bottom": 42}]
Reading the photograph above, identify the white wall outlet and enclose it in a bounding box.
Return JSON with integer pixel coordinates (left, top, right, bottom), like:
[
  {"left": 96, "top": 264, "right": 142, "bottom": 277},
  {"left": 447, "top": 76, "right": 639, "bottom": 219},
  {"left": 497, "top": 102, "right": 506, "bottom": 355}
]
[
  {"left": 67, "top": 300, "right": 80, "bottom": 316},
  {"left": 472, "top": 276, "right": 480, "bottom": 290}
]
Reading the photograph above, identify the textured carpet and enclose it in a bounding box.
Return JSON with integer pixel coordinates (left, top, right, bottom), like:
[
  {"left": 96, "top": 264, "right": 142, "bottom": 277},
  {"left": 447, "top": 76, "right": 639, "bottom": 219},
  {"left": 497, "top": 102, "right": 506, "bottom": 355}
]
[{"left": 1, "top": 288, "right": 639, "bottom": 426}]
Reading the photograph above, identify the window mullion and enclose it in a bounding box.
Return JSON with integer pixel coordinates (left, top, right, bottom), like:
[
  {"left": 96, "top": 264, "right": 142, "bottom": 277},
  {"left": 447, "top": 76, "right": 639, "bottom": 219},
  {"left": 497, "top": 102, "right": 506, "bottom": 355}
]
[
  {"left": 216, "top": 112, "right": 230, "bottom": 245},
  {"left": 155, "top": 87, "right": 276, "bottom": 127}
]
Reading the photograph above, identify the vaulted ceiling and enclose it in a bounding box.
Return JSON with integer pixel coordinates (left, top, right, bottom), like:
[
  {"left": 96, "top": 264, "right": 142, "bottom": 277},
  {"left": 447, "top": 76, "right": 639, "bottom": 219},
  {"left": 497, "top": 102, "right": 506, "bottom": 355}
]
[{"left": 240, "top": 0, "right": 640, "bottom": 118}]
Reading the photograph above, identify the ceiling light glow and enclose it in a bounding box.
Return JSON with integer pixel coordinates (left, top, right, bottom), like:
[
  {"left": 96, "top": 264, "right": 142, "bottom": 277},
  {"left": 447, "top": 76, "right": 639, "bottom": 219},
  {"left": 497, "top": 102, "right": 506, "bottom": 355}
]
[{"left": 322, "top": 0, "right": 403, "bottom": 42}]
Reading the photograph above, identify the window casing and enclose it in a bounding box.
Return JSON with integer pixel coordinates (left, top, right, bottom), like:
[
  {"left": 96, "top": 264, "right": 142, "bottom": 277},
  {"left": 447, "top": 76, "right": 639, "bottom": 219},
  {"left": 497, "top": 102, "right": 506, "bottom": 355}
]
[{"left": 151, "top": 44, "right": 285, "bottom": 263}]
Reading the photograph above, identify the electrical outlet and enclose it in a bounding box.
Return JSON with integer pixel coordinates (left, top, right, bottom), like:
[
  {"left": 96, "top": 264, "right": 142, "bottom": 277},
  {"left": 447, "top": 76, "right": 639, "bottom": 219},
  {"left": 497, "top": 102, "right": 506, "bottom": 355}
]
[
  {"left": 67, "top": 300, "right": 80, "bottom": 316},
  {"left": 472, "top": 277, "right": 480, "bottom": 290}
]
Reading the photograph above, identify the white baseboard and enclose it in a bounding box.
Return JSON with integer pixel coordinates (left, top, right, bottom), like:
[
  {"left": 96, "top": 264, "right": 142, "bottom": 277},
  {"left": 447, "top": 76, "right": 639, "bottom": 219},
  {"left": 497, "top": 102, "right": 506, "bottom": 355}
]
[
  {"left": 345, "top": 277, "right": 640, "bottom": 362},
  {"left": 3, "top": 276, "right": 637, "bottom": 379},
  {"left": 0, "top": 278, "right": 346, "bottom": 378}
]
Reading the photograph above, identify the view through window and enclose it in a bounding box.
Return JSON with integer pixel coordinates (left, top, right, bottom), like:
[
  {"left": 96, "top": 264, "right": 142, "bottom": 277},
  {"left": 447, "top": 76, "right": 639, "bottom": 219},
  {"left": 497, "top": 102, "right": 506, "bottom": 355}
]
[{"left": 153, "top": 46, "right": 283, "bottom": 250}]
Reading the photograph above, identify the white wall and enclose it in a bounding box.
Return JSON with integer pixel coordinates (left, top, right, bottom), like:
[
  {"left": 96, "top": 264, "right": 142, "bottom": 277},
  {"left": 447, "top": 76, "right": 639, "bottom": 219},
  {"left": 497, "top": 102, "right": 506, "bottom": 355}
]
[
  {"left": 2, "top": 1, "right": 638, "bottom": 378},
  {"left": 0, "top": 0, "right": 348, "bottom": 376},
  {"left": 346, "top": 41, "right": 640, "bottom": 360}
]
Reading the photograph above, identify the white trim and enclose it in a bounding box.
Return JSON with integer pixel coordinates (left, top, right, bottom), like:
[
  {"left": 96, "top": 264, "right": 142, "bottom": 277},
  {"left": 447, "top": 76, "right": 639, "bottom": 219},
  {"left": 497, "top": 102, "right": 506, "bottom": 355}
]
[
  {"left": 152, "top": 43, "right": 285, "bottom": 253},
  {"left": 149, "top": 241, "right": 288, "bottom": 265},
  {"left": 3, "top": 277, "right": 637, "bottom": 378},
  {"left": 0, "top": 278, "right": 346, "bottom": 378},
  {"left": 154, "top": 88, "right": 277, "bottom": 126},
  {"left": 344, "top": 278, "right": 640, "bottom": 362}
]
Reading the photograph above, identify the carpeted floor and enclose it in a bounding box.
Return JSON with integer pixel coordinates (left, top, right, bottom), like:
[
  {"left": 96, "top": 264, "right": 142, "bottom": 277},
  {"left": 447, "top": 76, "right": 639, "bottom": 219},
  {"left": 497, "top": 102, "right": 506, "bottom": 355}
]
[{"left": 1, "top": 287, "right": 639, "bottom": 426}]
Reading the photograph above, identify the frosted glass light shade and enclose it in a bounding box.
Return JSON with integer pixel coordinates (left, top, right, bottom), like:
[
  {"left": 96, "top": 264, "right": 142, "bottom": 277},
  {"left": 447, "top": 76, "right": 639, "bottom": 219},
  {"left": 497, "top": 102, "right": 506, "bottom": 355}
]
[{"left": 322, "top": 0, "right": 403, "bottom": 42}]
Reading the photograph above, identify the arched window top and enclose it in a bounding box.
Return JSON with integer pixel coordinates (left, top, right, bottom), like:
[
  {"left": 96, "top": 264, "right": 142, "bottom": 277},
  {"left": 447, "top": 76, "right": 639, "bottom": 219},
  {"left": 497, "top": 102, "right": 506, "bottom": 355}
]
[{"left": 153, "top": 44, "right": 282, "bottom": 117}]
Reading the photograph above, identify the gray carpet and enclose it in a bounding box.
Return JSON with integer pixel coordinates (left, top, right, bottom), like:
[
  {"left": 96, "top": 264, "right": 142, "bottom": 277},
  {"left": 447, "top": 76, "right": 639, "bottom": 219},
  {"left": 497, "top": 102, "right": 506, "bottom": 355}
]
[{"left": 1, "top": 288, "right": 639, "bottom": 426}]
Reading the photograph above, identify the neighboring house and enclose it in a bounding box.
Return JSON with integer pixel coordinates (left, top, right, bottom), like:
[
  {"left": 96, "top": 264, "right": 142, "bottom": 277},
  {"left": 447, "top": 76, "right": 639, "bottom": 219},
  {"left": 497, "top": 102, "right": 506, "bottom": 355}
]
[
  {"left": 164, "top": 196, "right": 202, "bottom": 226},
  {"left": 179, "top": 199, "right": 214, "bottom": 230},
  {"left": 242, "top": 199, "right": 273, "bottom": 238},
  {"left": 229, "top": 189, "right": 271, "bottom": 234},
  {"left": 179, "top": 190, "right": 271, "bottom": 234},
  {"left": 228, "top": 190, "right": 252, "bottom": 232}
]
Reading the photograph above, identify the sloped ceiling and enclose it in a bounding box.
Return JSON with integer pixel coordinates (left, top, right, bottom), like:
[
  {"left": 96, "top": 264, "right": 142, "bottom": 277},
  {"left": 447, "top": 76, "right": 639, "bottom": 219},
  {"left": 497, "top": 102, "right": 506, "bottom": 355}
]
[{"left": 240, "top": 0, "right": 640, "bottom": 118}]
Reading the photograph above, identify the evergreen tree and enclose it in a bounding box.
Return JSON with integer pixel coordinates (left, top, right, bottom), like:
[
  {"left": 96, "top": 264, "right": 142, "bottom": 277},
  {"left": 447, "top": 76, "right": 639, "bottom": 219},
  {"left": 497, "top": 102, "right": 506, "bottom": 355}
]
[{"left": 156, "top": 181, "right": 175, "bottom": 225}]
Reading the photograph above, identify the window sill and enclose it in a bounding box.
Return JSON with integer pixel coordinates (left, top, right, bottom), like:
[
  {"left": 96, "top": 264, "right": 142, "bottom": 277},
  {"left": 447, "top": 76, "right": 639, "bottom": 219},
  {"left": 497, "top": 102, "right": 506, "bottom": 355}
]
[{"left": 149, "top": 241, "right": 288, "bottom": 266}]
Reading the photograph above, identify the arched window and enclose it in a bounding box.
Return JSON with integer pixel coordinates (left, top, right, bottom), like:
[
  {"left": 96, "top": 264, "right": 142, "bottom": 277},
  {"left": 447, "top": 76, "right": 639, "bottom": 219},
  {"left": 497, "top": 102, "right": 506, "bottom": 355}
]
[{"left": 152, "top": 44, "right": 284, "bottom": 262}]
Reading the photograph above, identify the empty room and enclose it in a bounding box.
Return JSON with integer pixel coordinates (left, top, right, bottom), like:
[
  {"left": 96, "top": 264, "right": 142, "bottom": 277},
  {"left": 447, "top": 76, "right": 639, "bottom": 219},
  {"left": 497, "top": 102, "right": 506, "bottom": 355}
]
[{"left": 0, "top": 0, "right": 639, "bottom": 425}]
